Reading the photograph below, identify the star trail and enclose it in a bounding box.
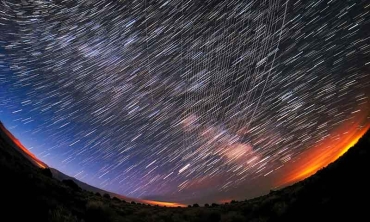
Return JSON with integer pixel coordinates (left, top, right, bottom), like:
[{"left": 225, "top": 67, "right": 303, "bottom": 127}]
[{"left": 0, "top": 0, "right": 369, "bottom": 204}]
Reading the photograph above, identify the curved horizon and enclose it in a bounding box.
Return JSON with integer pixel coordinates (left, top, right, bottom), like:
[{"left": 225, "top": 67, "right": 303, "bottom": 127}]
[
  {"left": 1, "top": 0, "right": 369, "bottom": 205},
  {"left": 1, "top": 117, "right": 369, "bottom": 205}
]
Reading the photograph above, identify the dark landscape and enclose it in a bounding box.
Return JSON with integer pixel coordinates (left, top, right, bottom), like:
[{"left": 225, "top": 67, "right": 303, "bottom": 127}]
[{"left": 1, "top": 121, "right": 369, "bottom": 222}]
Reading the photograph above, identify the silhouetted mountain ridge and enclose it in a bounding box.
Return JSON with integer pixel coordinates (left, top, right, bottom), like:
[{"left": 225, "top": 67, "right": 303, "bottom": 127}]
[{"left": 49, "top": 167, "right": 140, "bottom": 203}]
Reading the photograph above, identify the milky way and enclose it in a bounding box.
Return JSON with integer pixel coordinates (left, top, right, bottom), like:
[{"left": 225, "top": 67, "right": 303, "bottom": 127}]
[{"left": 0, "top": 0, "right": 369, "bottom": 203}]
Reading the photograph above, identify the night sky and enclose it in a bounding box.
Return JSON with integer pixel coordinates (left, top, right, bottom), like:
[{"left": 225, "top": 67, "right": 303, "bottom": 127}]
[{"left": 0, "top": 0, "right": 370, "bottom": 204}]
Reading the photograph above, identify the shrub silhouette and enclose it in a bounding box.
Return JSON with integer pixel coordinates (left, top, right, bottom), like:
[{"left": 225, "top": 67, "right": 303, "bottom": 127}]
[
  {"left": 208, "top": 211, "right": 221, "bottom": 222},
  {"left": 48, "top": 206, "right": 79, "bottom": 222},
  {"left": 86, "top": 201, "right": 117, "bottom": 222},
  {"left": 62, "top": 179, "right": 80, "bottom": 191},
  {"left": 41, "top": 168, "right": 53, "bottom": 178},
  {"left": 272, "top": 201, "right": 288, "bottom": 217},
  {"left": 192, "top": 203, "right": 199, "bottom": 207},
  {"left": 221, "top": 211, "right": 245, "bottom": 222},
  {"left": 103, "top": 193, "right": 111, "bottom": 199}
]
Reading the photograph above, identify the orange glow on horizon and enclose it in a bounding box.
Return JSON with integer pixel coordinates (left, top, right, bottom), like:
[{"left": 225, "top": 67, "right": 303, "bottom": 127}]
[
  {"left": 276, "top": 124, "right": 369, "bottom": 187},
  {"left": 218, "top": 199, "right": 233, "bottom": 204},
  {"left": 0, "top": 123, "right": 48, "bottom": 169},
  {"left": 0, "top": 123, "right": 187, "bottom": 207},
  {"left": 141, "top": 199, "right": 187, "bottom": 207},
  {"left": 2, "top": 115, "right": 369, "bottom": 207}
]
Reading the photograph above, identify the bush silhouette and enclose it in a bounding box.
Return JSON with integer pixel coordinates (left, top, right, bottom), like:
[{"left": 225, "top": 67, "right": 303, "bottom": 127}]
[
  {"left": 48, "top": 206, "right": 79, "bottom": 222},
  {"left": 85, "top": 201, "right": 117, "bottom": 222},
  {"left": 103, "top": 193, "right": 111, "bottom": 199},
  {"left": 221, "top": 211, "right": 245, "bottom": 222},
  {"left": 41, "top": 168, "right": 53, "bottom": 178},
  {"left": 62, "top": 179, "right": 80, "bottom": 191}
]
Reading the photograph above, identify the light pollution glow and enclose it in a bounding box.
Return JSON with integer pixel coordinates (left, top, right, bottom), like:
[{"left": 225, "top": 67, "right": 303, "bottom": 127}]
[
  {"left": 141, "top": 200, "right": 186, "bottom": 207},
  {"left": 2, "top": 119, "right": 369, "bottom": 205},
  {"left": 0, "top": 123, "right": 47, "bottom": 169},
  {"left": 0, "top": 122, "right": 185, "bottom": 207},
  {"left": 276, "top": 123, "right": 370, "bottom": 187}
]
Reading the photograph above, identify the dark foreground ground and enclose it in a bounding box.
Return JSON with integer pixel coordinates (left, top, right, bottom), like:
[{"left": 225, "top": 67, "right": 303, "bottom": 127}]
[{"left": 1, "top": 125, "right": 369, "bottom": 222}]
